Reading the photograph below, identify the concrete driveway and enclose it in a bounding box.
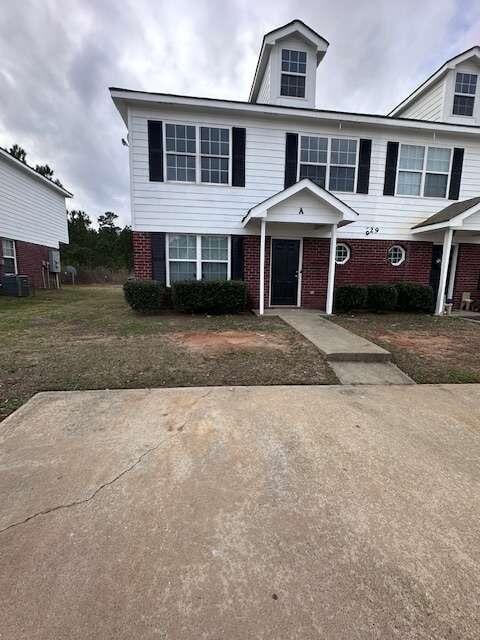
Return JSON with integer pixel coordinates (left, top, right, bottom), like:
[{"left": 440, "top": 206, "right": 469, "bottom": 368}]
[{"left": 1, "top": 385, "right": 479, "bottom": 639}]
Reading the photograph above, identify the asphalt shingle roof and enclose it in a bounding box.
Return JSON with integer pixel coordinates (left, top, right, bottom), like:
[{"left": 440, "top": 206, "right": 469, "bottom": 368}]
[{"left": 412, "top": 196, "right": 480, "bottom": 229}]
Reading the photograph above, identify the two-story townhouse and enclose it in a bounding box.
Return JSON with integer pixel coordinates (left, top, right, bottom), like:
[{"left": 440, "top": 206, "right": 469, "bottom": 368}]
[
  {"left": 110, "top": 19, "right": 480, "bottom": 315},
  {"left": 0, "top": 146, "right": 72, "bottom": 290}
]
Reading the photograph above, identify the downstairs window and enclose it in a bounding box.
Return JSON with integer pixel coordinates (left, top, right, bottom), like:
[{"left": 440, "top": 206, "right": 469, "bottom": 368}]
[
  {"left": 167, "top": 234, "right": 230, "bottom": 285},
  {"left": 2, "top": 239, "right": 17, "bottom": 275}
]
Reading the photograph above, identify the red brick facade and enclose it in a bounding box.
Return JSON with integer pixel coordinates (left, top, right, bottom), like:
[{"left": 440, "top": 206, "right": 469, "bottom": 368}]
[
  {"left": 132, "top": 231, "right": 480, "bottom": 311},
  {"left": 1, "top": 238, "right": 52, "bottom": 289},
  {"left": 452, "top": 243, "right": 480, "bottom": 307},
  {"left": 244, "top": 235, "right": 271, "bottom": 308},
  {"left": 133, "top": 232, "right": 153, "bottom": 279},
  {"left": 244, "top": 236, "right": 434, "bottom": 310}
]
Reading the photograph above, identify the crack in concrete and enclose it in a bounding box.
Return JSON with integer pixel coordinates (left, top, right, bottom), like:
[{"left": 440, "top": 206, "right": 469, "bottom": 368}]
[{"left": 0, "top": 389, "right": 212, "bottom": 535}]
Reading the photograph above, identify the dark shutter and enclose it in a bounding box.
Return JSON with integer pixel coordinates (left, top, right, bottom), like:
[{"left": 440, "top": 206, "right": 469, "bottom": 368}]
[
  {"left": 383, "top": 141, "right": 399, "bottom": 196},
  {"left": 151, "top": 232, "right": 166, "bottom": 283},
  {"left": 232, "top": 127, "right": 246, "bottom": 187},
  {"left": 284, "top": 133, "right": 298, "bottom": 188},
  {"left": 148, "top": 120, "right": 164, "bottom": 182},
  {"left": 448, "top": 148, "right": 464, "bottom": 200},
  {"left": 356, "top": 139, "right": 372, "bottom": 194},
  {"left": 230, "top": 236, "right": 244, "bottom": 280}
]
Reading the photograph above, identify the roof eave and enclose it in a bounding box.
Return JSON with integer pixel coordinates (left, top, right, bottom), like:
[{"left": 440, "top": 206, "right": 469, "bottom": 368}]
[{"left": 109, "top": 88, "right": 480, "bottom": 135}]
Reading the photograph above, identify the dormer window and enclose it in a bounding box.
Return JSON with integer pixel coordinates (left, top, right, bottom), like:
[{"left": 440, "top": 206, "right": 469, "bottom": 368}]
[
  {"left": 453, "top": 72, "right": 477, "bottom": 116},
  {"left": 280, "top": 49, "right": 306, "bottom": 98}
]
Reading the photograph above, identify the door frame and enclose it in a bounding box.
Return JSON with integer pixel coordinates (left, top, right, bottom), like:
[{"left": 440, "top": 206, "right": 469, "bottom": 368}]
[{"left": 268, "top": 237, "right": 303, "bottom": 307}]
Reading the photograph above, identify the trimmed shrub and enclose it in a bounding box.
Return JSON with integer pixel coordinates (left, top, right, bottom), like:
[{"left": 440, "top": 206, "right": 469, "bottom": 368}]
[
  {"left": 334, "top": 285, "right": 368, "bottom": 312},
  {"left": 172, "top": 280, "right": 247, "bottom": 314},
  {"left": 123, "top": 279, "right": 170, "bottom": 313},
  {"left": 395, "top": 282, "right": 434, "bottom": 313},
  {"left": 367, "top": 284, "right": 398, "bottom": 312}
]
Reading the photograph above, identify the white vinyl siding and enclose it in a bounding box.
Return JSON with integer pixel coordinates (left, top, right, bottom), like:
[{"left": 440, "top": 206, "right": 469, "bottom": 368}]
[
  {"left": 399, "top": 79, "right": 445, "bottom": 121},
  {"left": 0, "top": 155, "right": 68, "bottom": 249},
  {"left": 128, "top": 104, "right": 480, "bottom": 242},
  {"left": 257, "top": 58, "right": 271, "bottom": 104}
]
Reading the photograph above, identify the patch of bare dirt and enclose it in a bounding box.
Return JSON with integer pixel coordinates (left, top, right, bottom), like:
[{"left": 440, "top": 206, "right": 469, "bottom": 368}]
[
  {"left": 169, "top": 330, "right": 289, "bottom": 353},
  {"left": 377, "top": 331, "right": 457, "bottom": 358}
]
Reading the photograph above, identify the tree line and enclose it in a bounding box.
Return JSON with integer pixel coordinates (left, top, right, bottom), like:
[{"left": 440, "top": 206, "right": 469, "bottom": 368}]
[
  {"left": 8, "top": 144, "right": 64, "bottom": 187},
  {"left": 61, "top": 210, "right": 133, "bottom": 271}
]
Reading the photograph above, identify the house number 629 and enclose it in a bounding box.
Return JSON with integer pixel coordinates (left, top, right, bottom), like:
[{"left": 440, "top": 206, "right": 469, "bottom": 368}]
[{"left": 366, "top": 226, "right": 379, "bottom": 236}]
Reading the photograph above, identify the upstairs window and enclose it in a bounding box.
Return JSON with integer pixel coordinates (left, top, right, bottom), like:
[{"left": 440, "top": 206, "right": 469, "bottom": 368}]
[
  {"left": 2, "top": 239, "right": 17, "bottom": 275},
  {"left": 165, "top": 124, "right": 196, "bottom": 182},
  {"left": 281, "top": 49, "right": 306, "bottom": 98},
  {"left": 329, "top": 138, "right": 357, "bottom": 192},
  {"left": 164, "top": 124, "right": 231, "bottom": 184},
  {"left": 200, "top": 127, "right": 230, "bottom": 184},
  {"left": 453, "top": 72, "right": 477, "bottom": 116},
  {"left": 299, "top": 136, "right": 358, "bottom": 192},
  {"left": 397, "top": 144, "right": 451, "bottom": 198}
]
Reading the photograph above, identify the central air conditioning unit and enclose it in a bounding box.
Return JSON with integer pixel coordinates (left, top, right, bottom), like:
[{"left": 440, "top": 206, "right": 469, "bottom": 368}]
[{"left": 1, "top": 275, "right": 31, "bottom": 297}]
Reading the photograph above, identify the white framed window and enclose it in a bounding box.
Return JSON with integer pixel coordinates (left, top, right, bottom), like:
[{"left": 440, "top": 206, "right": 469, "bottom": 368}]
[
  {"left": 165, "top": 124, "right": 196, "bottom": 182},
  {"left": 2, "top": 238, "right": 17, "bottom": 275},
  {"left": 396, "top": 144, "right": 452, "bottom": 198},
  {"left": 281, "top": 49, "right": 307, "bottom": 98},
  {"left": 453, "top": 72, "right": 477, "bottom": 116},
  {"left": 335, "top": 243, "right": 350, "bottom": 265},
  {"left": 200, "top": 127, "right": 230, "bottom": 184},
  {"left": 201, "top": 235, "right": 229, "bottom": 280},
  {"left": 387, "top": 245, "right": 405, "bottom": 266},
  {"left": 164, "top": 124, "right": 231, "bottom": 184},
  {"left": 298, "top": 136, "right": 358, "bottom": 193},
  {"left": 166, "top": 234, "right": 231, "bottom": 285}
]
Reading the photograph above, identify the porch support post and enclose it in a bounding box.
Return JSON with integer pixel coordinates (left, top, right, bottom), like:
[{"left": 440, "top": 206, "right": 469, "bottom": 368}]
[
  {"left": 435, "top": 228, "right": 454, "bottom": 315},
  {"left": 259, "top": 218, "right": 266, "bottom": 315},
  {"left": 447, "top": 243, "right": 459, "bottom": 301},
  {"left": 326, "top": 223, "right": 337, "bottom": 315}
]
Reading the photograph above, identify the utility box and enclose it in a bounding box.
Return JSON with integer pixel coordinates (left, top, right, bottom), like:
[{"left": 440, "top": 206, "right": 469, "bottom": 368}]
[
  {"left": 48, "top": 249, "right": 61, "bottom": 273},
  {"left": 1, "top": 275, "right": 31, "bottom": 297}
]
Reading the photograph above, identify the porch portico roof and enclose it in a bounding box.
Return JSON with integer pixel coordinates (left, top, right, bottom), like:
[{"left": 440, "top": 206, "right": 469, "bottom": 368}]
[
  {"left": 242, "top": 178, "right": 359, "bottom": 227},
  {"left": 411, "top": 196, "right": 480, "bottom": 234}
]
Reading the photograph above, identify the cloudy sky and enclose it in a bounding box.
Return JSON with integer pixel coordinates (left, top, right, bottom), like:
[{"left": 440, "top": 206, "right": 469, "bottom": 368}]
[{"left": 1, "top": 0, "right": 479, "bottom": 227}]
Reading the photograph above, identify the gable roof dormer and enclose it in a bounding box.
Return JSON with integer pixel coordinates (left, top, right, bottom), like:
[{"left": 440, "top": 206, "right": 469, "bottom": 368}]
[
  {"left": 388, "top": 46, "right": 480, "bottom": 125},
  {"left": 249, "top": 20, "right": 329, "bottom": 109}
]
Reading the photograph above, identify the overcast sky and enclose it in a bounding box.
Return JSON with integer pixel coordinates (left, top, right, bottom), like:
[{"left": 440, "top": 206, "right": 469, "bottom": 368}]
[{"left": 1, "top": 0, "right": 479, "bottom": 227}]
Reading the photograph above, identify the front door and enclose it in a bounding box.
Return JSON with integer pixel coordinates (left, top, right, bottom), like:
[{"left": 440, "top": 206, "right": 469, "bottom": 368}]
[{"left": 270, "top": 239, "right": 300, "bottom": 306}]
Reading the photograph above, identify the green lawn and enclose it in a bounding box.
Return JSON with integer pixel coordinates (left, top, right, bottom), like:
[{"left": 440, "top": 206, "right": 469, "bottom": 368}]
[
  {"left": 333, "top": 313, "right": 480, "bottom": 384},
  {"left": 0, "top": 286, "right": 335, "bottom": 421}
]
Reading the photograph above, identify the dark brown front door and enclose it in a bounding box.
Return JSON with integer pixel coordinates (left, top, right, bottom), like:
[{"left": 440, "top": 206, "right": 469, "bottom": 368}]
[{"left": 270, "top": 239, "right": 300, "bottom": 306}]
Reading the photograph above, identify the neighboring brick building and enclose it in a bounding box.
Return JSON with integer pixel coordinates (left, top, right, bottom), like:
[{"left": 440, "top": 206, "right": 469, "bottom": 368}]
[{"left": 0, "top": 146, "right": 72, "bottom": 291}]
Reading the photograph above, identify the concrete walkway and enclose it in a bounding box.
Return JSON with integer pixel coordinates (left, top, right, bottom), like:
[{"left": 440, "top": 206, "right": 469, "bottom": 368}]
[
  {"left": 1, "top": 386, "right": 480, "bottom": 639},
  {"left": 268, "top": 309, "right": 413, "bottom": 384}
]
